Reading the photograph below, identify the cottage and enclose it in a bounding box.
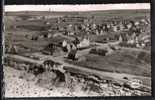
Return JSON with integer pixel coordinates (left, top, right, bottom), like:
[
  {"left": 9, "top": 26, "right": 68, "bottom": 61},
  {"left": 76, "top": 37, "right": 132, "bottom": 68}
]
[
  {"left": 83, "top": 18, "right": 89, "bottom": 23},
  {"left": 77, "top": 37, "right": 90, "bottom": 48},
  {"left": 81, "top": 24, "right": 86, "bottom": 30},
  {"left": 131, "top": 32, "right": 136, "bottom": 39},
  {"left": 126, "top": 23, "right": 132, "bottom": 29},
  {"left": 62, "top": 39, "right": 77, "bottom": 53},
  {"left": 38, "top": 35, "right": 44, "bottom": 39},
  {"left": 104, "top": 24, "right": 110, "bottom": 32},
  {"left": 127, "top": 40, "right": 135, "bottom": 44},
  {"left": 113, "top": 26, "right": 118, "bottom": 32},
  {"left": 107, "top": 24, "right": 111, "bottom": 29},
  {"left": 119, "top": 35, "right": 123, "bottom": 42},
  {"left": 66, "top": 44, "right": 71, "bottom": 53},
  {"left": 106, "top": 47, "right": 114, "bottom": 55},
  {"left": 27, "top": 17, "right": 36, "bottom": 21},
  {"left": 145, "top": 18, "right": 150, "bottom": 24},
  {"left": 62, "top": 40, "right": 68, "bottom": 47},
  {"left": 136, "top": 43, "right": 141, "bottom": 48},
  {"left": 68, "top": 32, "right": 75, "bottom": 36},
  {"left": 66, "top": 24, "right": 73, "bottom": 31},
  {"left": 140, "top": 19, "right": 148, "bottom": 25},
  {"left": 48, "top": 29, "right": 52, "bottom": 32},
  {"left": 31, "top": 35, "right": 38, "bottom": 41},
  {"left": 85, "top": 27, "right": 90, "bottom": 31},
  {"left": 95, "top": 29, "right": 99, "bottom": 35},
  {"left": 8, "top": 45, "right": 18, "bottom": 54},
  {"left": 141, "top": 35, "right": 150, "bottom": 40},
  {"left": 91, "top": 23, "right": 97, "bottom": 30},
  {"left": 36, "top": 16, "right": 42, "bottom": 20},
  {"left": 119, "top": 24, "right": 124, "bottom": 31},
  {"left": 100, "top": 30, "right": 104, "bottom": 35},
  {"left": 89, "top": 48, "right": 107, "bottom": 56},
  {"left": 134, "top": 21, "right": 140, "bottom": 26},
  {"left": 47, "top": 33, "right": 52, "bottom": 38}
]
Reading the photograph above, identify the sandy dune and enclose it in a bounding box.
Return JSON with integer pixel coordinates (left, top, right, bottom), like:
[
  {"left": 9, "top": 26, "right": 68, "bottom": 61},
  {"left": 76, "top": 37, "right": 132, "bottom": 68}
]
[{"left": 4, "top": 66, "right": 89, "bottom": 97}]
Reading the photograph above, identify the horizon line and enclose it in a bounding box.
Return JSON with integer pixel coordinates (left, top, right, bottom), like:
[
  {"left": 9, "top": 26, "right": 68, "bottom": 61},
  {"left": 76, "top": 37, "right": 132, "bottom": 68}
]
[{"left": 4, "top": 3, "right": 150, "bottom": 12}]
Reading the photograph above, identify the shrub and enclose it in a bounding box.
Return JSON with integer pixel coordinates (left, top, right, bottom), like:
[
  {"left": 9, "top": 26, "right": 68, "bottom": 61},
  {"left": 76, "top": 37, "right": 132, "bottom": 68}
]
[
  {"left": 119, "top": 42, "right": 136, "bottom": 48},
  {"left": 137, "top": 51, "right": 150, "bottom": 64}
]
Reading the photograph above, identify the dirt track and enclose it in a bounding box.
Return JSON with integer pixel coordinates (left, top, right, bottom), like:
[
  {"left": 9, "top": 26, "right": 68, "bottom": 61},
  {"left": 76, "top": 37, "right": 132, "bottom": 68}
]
[{"left": 5, "top": 53, "right": 151, "bottom": 87}]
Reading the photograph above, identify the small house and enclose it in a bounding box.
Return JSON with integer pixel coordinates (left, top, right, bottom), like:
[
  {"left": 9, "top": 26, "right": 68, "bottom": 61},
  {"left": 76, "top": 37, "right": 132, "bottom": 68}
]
[
  {"left": 134, "top": 21, "right": 140, "bottom": 26},
  {"left": 77, "top": 37, "right": 90, "bottom": 48},
  {"left": 112, "top": 26, "right": 118, "bottom": 32},
  {"left": 126, "top": 23, "right": 132, "bottom": 29},
  {"left": 42, "top": 43, "right": 64, "bottom": 56}
]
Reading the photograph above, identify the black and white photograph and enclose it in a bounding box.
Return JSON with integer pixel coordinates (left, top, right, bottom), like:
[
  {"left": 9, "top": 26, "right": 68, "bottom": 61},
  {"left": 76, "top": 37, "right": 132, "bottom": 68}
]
[{"left": 3, "top": 3, "right": 151, "bottom": 97}]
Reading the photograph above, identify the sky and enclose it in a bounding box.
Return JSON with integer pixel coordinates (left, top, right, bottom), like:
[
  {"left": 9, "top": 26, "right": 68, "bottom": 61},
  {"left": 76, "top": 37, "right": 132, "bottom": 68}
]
[{"left": 5, "top": 3, "right": 150, "bottom": 12}]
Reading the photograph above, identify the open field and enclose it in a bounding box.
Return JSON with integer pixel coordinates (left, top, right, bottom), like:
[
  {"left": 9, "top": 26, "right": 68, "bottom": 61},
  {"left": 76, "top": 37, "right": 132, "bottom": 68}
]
[{"left": 66, "top": 49, "right": 151, "bottom": 77}]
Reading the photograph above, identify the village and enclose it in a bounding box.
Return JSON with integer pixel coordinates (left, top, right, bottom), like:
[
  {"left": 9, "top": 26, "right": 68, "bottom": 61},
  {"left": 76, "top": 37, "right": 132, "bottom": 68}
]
[{"left": 4, "top": 10, "right": 151, "bottom": 97}]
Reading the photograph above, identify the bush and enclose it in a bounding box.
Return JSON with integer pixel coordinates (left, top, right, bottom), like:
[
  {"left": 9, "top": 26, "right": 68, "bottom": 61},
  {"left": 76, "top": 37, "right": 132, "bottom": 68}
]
[
  {"left": 119, "top": 42, "right": 136, "bottom": 48},
  {"left": 137, "top": 51, "right": 150, "bottom": 64}
]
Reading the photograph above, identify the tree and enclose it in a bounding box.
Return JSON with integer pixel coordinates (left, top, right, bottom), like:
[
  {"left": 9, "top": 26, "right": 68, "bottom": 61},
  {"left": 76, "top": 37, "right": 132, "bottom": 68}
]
[
  {"left": 67, "top": 49, "right": 77, "bottom": 60},
  {"left": 73, "top": 37, "right": 80, "bottom": 46}
]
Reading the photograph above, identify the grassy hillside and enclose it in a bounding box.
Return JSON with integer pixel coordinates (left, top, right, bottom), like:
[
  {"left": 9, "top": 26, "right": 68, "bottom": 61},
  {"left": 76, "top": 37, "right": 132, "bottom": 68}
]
[{"left": 66, "top": 50, "right": 151, "bottom": 77}]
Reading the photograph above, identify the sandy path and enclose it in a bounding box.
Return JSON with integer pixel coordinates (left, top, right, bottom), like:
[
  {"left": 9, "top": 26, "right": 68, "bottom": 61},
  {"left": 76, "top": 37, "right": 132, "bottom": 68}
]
[{"left": 6, "top": 54, "right": 151, "bottom": 87}]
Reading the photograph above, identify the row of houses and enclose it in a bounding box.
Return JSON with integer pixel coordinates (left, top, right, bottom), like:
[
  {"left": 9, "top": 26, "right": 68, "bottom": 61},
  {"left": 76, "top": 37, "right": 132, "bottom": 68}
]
[
  {"left": 22, "top": 15, "right": 150, "bottom": 43},
  {"left": 118, "top": 32, "right": 150, "bottom": 48},
  {"left": 24, "top": 15, "right": 150, "bottom": 51},
  {"left": 47, "top": 16, "right": 150, "bottom": 37}
]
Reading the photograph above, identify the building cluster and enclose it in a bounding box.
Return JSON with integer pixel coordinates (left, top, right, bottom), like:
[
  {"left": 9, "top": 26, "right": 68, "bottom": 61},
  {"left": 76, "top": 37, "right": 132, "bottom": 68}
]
[
  {"left": 6, "top": 15, "right": 150, "bottom": 57},
  {"left": 18, "top": 15, "right": 150, "bottom": 59},
  {"left": 45, "top": 15, "right": 150, "bottom": 49},
  {"left": 14, "top": 15, "right": 150, "bottom": 50},
  {"left": 44, "top": 16, "right": 149, "bottom": 34}
]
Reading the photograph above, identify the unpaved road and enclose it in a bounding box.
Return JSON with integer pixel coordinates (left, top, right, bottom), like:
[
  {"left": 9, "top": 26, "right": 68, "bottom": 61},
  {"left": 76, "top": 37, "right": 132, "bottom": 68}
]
[{"left": 5, "top": 53, "right": 151, "bottom": 87}]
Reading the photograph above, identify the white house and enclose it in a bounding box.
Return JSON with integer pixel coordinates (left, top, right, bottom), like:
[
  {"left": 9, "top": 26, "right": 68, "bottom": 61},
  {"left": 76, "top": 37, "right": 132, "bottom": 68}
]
[
  {"left": 119, "top": 35, "right": 123, "bottom": 42},
  {"left": 134, "top": 21, "right": 140, "bottom": 26},
  {"left": 62, "top": 40, "right": 67, "bottom": 47},
  {"left": 77, "top": 37, "right": 90, "bottom": 48},
  {"left": 127, "top": 23, "right": 132, "bottom": 29},
  {"left": 47, "top": 33, "right": 52, "bottom": 38},
  {"left": 113, "top": 26, "right": 117, "bottom": 32}
]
